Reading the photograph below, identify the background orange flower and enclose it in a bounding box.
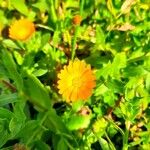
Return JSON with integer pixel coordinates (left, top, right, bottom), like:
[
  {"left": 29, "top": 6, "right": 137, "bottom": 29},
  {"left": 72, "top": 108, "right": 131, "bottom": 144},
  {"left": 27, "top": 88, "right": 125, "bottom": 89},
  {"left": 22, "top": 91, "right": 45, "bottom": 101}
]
[
  {"left": 57, "top": 59, "right": 96, "bottom": 102},
  {"left": 9, "top": 18, "right": 35, "bottom": 41}
]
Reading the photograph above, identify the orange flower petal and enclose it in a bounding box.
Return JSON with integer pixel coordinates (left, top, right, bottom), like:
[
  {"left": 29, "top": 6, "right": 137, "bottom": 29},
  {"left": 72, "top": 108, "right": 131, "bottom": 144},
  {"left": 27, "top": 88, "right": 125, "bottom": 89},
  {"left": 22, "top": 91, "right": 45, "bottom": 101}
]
[
  {"left": 57, "top": 59, "right": 96, "bottom": 102},
  {"left": 9, "top": 18, "right": 35, "bottom": 41}
]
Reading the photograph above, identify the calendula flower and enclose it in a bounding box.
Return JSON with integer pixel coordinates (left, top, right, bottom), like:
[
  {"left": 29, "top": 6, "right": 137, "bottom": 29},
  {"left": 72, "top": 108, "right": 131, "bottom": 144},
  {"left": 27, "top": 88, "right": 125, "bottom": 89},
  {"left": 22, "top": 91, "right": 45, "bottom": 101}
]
[
  {"left": 57, "top": 59, "right": 96, "bottom": 102},
  {"left": 72, "top": 15, "right": 82, "bottom": 25},
  {"left": 9, "top": 18, "right": 35, "bottom": 41}
]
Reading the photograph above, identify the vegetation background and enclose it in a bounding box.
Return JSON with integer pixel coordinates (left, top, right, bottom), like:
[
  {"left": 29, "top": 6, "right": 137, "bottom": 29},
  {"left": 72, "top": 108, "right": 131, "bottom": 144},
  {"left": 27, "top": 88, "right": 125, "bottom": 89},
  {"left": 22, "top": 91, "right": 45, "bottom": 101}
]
[{"left": 0, "top": 0, "right": 150, "bottom": 149}]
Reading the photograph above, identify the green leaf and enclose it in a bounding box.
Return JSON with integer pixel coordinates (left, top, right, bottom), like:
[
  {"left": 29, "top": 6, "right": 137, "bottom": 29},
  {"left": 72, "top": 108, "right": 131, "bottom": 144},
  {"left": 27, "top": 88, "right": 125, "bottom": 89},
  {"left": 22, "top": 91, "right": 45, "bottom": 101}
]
[
  {"left": 0, "top": 10, "right": 8, "bottom": 25},
  {"left": 45, "top": 109, "right": 69, "bottom": 134},
  {"left": 2, "top": 39, "right": 19, "bottom": 49},
  {"left": 52, "top": 30, "right": 61, "bottom": 46},
  {"left": 96, "top": 52, "right": 127, "bottom": 79},
  {"left": 121, "top": 0, "right": 136, "bottom": 14},
  {"left": 0, "top": 108, "right": 13, "bottom": 148},
  {"left": 9, "top": 116, "right": 24, "bottom": 137},
  {"left": 33, "top": 69, "right": 48, "bottom": 77},
  {"left": 33, "top": 140, "right": 51, "bottom": 150},
  {"left": 66, "top": 115, "right": 91, "bottom": 130},
  {"left": 10, "top": 0, "right": 28, "bottom": 15},
  {"left": 113, "top": 52, "right": 126, "bottom": 68},
  {"left": 57, "top": 137, "right": 68, "bottom": 150},
  {"left": 46, "top": 0, "right": 57, "bottom": 25},
  {"left": 96, "top": 25, "right": 105, "bottom": 50},
  {"left": 13, "top": 51, "right": 24, "bottom": 65},
  {"left": 0, "top": 107, "right": 13, "bottom": 119},
  {"left": 72, "top": 100, "right": 84, "bottom": 113},
  {"left": 25, "top": 32, "right": 41, "bottom": 53},
  {"left": 0, "top": 93, "right": 18, "bottom": 106},
  {"left": 107, "top": 0, "right": 117, "bottom": 17},
  {"left": 0, "top": 62, "right": 8, "bottom": 78},
  {"left": 120, "top": 98, "right": 141, "bottom": 121},
  {"left": 103, "top": 91, "right": 117, "bottom": 106},
  {"left": 40, "top": 33, "right": 51, "bottom": 49},
  {"left": 111, "top": 52, "right": 126, "bottom": 77},
  {"left": 9, "top": 101, "right": 26, "bottom": 136},
  {"left": 32, "top": 0, "right": 48, "bottom": 12},
  {"left": 17, "top": 120, "right": 44, "bottom": 143},
  {"left": 86, "top": 52, "right": 110, "bottom": 68},
  {"left": 93, "top": 118, "right": 108, "bottom": 136},
  {"left": 2, "top": 49, "right": 23, "bottom": 91},
  {"left": 99, "top": 138, "right": 111, "bottom": 150},
  {"left": 105, "top": 78, "right": 124, "bottom": 94},
  {"left": 96, "top": 62, "right": 112, "bottom": 79},
  {"left": 146, "top": 73, "right": 150, "bottom": 92},
  {"left": 94, "top": 84, "right": 108, "bottom": 97},
  {"left": 23, "top": 72, "right": 51, "bottom": 110},
  {"left": 123, "top": 65, "right": 147, "bottom": 77},
  {"left": 0, "top": 119, "right": 10, "bottom": 148}
]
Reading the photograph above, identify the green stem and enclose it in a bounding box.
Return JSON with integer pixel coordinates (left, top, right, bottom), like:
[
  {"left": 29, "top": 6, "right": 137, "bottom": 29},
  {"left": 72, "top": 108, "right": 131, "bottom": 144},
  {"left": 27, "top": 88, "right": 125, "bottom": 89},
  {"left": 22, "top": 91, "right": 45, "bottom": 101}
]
[
  {"left": 104, "top": 132, "right": 116, "bottom": 150},
  {"left": 122, "top": 120, "right": 131, "bottom": 150},
  {"left": 80, "top": 0, "right": 85, "bottom": 16},
  {"left": 48, "top": 0, "right": 57, "bottom": 23},
  {"left": 71, "top": 26, "right": 79, "bottom": 60},
  {"left": 104, "top": 116, "right": 124, "bottom": 137},
  {"left": 93, "top": 130, "right": 116, "bottom": 150},
  {"left": 71, "top": 0, "right": 85, "bottom": 60}
]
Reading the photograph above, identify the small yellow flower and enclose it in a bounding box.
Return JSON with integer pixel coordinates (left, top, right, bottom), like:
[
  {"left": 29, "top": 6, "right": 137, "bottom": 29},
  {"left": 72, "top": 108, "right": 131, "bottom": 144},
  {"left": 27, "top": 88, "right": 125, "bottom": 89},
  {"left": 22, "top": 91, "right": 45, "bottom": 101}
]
[
  {"left": 57, "top": 59, "right": 96, "bottom": 102},
  {"left": 9, "top": 18, "right": 35, "bottom": 41},
  {"left": 93, "top": 118, "right": 108, "bottom": 134}
]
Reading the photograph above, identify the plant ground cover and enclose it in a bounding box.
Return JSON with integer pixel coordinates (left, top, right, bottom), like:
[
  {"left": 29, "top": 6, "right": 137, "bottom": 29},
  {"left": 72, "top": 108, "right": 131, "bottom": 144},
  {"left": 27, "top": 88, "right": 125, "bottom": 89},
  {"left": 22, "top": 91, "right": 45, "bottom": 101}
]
[{"left": 0, "top": 0, "right": 150, "bottom": 149}]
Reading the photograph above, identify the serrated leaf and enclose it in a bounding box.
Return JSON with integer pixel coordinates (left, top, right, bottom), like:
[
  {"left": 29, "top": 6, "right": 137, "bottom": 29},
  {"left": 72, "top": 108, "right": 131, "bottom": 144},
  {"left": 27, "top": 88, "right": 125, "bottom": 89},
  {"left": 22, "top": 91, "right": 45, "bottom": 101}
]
[
  {"left": 103, "top": 91, "right": 117, "bottom": 106},
  {"left": 112, "top": 52, "right": 126, "bottom": 69},
  {"left": 123, "top": 65, "right": 147, "bottom": 77},
  {"left": 106, "top": 78, "right": 124, "bottom": 93},
  {"left": 94, "top": 84, "right": 108, "bottom": 97},
  {"left": 111, "top": 52, "right": 126, "bottom": 77}
]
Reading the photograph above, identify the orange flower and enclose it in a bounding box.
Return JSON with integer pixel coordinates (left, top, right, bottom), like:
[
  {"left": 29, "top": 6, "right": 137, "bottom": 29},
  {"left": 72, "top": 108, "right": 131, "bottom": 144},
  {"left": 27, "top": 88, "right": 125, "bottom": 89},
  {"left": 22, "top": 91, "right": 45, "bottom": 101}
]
[
  {"left": 9, "top": 18, "right": 35, "bottom": 41},
  {"left": 72, "top": 15, "right": 82, "bottom": 25},
  {"left": 57, "top": 59, "right": 96, "bottom": 102}
]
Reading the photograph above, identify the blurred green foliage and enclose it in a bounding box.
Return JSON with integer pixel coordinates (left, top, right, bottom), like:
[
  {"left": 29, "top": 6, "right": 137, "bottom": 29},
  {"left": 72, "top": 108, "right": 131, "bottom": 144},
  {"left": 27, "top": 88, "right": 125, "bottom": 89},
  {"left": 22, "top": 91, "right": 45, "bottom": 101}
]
[{"left": 0, "top": 0, "right": 150, "bottom": 149}]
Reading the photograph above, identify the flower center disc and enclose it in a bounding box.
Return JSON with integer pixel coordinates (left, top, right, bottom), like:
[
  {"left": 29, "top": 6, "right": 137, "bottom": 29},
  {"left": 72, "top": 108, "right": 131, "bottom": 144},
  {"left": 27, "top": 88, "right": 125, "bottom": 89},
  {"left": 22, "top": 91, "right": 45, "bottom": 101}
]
[{"left": 72, "top": 77, "right": 81, "bottom": 88}]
